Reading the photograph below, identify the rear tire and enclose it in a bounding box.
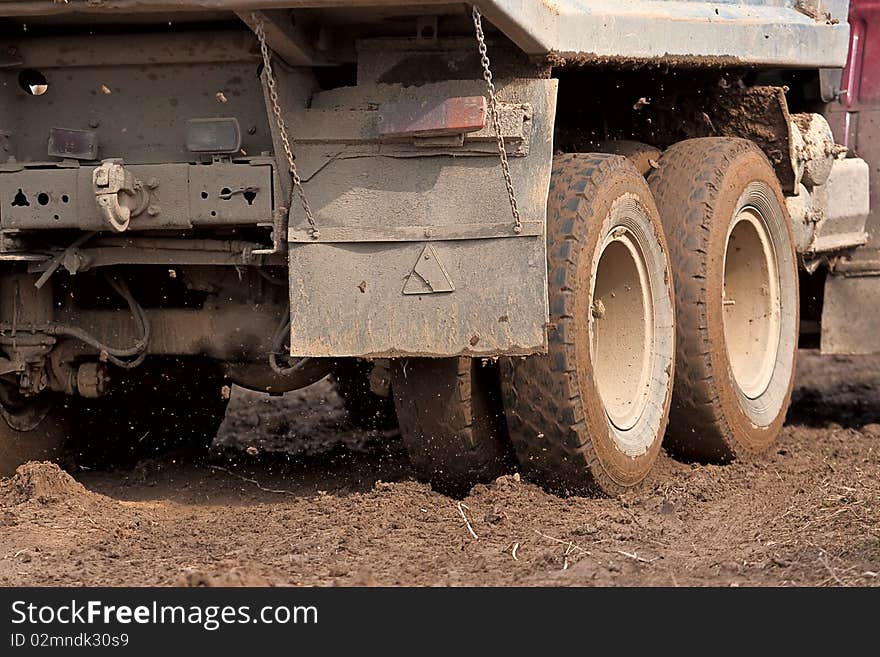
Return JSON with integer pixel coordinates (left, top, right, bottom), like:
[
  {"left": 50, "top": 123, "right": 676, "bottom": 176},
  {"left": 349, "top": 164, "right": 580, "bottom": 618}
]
[
  {"left": 648, "top": 137, "right": 798, "bottom": 462},
  {"left": 501, "top": 153, "right": 675, "bottom": 495},
  {"left": 390, "top": 357, "right": 512, "bottom": 495},
  {"left": 593, "top": 140, "right": 661, "bottom": 177}
]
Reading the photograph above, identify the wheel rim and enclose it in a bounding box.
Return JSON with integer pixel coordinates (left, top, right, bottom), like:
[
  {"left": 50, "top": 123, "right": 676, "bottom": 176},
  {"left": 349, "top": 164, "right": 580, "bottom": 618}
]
[
  {"left": 590, "top": 227, "right": 655, "bottom": 436},
  {"left": 722, "top": 207, "right": 781, "bottom": 399}
]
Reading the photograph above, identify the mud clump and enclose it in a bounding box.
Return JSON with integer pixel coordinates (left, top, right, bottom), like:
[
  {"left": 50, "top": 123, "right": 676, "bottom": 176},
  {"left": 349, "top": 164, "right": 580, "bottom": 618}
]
[{"left": 0, "top": 461, "right": 89, "bottom": 506}]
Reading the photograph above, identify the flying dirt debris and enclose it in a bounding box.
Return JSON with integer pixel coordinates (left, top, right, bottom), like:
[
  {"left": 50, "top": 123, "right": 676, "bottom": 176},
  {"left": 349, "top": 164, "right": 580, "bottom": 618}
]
[
  {"left": 0, "top": 0, "right": 877, "bottom": 588},
  {"left": 0, "top": 353, "right": 878, "bottom": 587}
]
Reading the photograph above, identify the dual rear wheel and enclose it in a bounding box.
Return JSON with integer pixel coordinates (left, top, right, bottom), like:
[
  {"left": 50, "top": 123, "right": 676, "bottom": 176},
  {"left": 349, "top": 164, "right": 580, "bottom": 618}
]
[
  {"left": 393, "top": 139, "right": 798, "bottom": 495},
  {"left": 0, "top": 141, "right": 798, "bottom": 495}
]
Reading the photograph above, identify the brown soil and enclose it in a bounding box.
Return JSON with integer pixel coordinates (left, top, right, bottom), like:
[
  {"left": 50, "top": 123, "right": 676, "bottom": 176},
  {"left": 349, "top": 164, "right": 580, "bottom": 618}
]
[{"left": 0, "top": 350, "right": 878, "bottom": 587}]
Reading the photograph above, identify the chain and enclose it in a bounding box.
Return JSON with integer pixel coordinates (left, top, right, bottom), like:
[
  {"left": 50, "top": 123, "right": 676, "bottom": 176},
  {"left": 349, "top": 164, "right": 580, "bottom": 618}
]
[
  {"left": 252, "top": 12, "right": 319, "bottom": 240},
  {"left": 472, "top": 6, "right": 522, "bottom": 234},
  {"left": 253, "top": 9, "right": 517, "bottom": 239}
]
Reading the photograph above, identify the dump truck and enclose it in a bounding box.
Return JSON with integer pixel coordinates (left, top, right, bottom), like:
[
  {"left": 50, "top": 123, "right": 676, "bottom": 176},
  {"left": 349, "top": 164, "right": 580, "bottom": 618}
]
[{"left": 0, "top": 0, "right": 873, "bottom": 494}]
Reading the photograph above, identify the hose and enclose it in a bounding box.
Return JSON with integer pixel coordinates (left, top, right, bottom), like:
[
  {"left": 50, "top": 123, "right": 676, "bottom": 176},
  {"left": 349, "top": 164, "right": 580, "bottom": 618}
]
[
  {"left": 268, "top": 314, "right": 311, "bottom": 376},
  {"left": 48, "top": 274, "right": 151, "bottom": 370}
]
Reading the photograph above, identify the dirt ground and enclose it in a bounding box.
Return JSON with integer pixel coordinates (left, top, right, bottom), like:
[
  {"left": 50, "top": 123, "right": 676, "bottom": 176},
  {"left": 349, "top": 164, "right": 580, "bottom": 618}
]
[{"left": 0, "top": 350, "right": 878, "bottom": 587}]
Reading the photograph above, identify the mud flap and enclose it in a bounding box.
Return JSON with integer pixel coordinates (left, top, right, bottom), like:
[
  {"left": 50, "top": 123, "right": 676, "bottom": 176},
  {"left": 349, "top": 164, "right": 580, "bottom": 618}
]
[
  {"left": 821, "top": 273, "right": 880, "bottom": 355},
  {"left": 285, "top": 78, "right": 557, "bottom": 358}
]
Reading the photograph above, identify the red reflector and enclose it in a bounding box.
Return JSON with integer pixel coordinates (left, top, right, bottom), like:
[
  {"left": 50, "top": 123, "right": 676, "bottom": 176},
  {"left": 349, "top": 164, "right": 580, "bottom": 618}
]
[{"left": 378, "top": 96, "right": 487, "bottom": 137}]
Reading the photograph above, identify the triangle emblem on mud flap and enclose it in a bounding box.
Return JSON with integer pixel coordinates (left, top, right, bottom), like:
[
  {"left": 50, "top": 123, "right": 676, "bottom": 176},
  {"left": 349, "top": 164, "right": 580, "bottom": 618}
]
[{"left": 402, "top": 243, "right": 455, "bottom": 295}]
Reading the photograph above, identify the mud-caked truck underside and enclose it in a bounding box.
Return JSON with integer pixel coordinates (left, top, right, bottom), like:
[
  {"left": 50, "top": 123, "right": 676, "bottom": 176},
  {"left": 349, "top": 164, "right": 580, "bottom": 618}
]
[{"left": 0, "top": 1, "right": 874, "bottom": 494}]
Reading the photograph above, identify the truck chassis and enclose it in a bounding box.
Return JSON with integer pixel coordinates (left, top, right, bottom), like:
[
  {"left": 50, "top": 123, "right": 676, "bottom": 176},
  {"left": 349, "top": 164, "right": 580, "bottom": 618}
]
[{"left": 0, "top": 1, "right": 875, "bottom": 495}]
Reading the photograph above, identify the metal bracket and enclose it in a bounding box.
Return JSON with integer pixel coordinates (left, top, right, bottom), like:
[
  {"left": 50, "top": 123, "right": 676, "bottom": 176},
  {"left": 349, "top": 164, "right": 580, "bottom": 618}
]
[{"left": 92, "top": 160, "right": 137, "bottom": 232}]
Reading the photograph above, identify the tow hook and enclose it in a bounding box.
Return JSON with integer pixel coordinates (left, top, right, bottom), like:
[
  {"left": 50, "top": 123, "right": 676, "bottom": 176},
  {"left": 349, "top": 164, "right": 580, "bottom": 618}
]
[{"left": 92, "top": 159, "right": 145, "bottom": 232}]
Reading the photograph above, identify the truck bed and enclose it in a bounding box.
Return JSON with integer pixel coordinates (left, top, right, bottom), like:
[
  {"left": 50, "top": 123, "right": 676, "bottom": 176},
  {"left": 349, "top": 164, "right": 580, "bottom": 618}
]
[
  {"left": 483, "top": 0, "right": 851, "bottom": 66},
  {"left": 0, "top": 0, "right": 852, "bottom": 68}
]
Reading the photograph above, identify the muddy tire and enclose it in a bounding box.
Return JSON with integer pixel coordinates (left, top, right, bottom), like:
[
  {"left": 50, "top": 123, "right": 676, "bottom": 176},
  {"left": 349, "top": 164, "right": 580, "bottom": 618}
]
[
  {"left": 332, "top": 359, "right": 397, "bottom": 430},
  {"left": 501, "top": 153, "right": 676, "bottom": 495},
  {"left": 0, "top": 396, "right": 72, "bottom": 477},
  {"left": 69, "top": 359, "right": 229, "bottom": 468},
  {"left": 594, "top": 140, "right": 662, "bottom": 177},
  {"left": 390, "top": 358, "right": 512, "bottom": 495},
  {"left": 648, "top": 138, "right": 798, "bottom": 462}
]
